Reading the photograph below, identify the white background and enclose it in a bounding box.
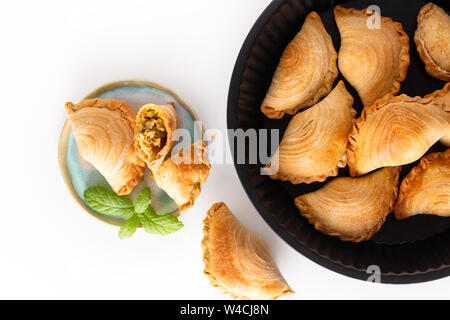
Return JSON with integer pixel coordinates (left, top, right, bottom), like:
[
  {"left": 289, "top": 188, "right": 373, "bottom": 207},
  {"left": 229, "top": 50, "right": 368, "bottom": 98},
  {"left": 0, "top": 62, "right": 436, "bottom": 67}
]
[{"left": 0, "top": 0, "right": 448, "bottom": 299}]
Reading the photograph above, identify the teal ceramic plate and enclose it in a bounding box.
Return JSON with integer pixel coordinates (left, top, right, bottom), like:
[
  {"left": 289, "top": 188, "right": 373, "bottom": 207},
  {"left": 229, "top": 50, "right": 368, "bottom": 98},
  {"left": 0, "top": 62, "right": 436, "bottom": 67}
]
[{"left": 59, "top": 80, "right": 202, "bottom": 226}]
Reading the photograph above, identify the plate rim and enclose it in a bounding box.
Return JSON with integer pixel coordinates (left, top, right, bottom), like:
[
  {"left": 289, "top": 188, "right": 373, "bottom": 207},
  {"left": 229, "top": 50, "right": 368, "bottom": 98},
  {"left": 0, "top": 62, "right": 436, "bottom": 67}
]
[
  {"left": 226, "top": 0, "right": 450, "bottom": 284},
  {"left": 58, "top": 79, "right": 202, "bottom": 227}
]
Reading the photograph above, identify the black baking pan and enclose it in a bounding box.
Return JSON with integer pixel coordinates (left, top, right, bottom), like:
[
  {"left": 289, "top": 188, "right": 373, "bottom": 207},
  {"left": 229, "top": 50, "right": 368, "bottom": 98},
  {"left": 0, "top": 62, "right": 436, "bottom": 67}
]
[{"left": 227, "top": 0, "right": 450, "bottom": 283}]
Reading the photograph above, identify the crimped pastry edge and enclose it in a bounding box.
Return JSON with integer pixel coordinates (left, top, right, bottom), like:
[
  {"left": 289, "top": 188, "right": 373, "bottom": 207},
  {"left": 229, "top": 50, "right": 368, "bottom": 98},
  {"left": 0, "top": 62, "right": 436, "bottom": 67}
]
[
  {"left": 261, "top": 11, "right": 338, "bottom": 119},
  {"left": 267, "top": 163, "right": 343, "bottom": 185},
  {"left": 65, "top": 98, "right": 146, "bottom": 195},
  {"left": 201, "top": 202, "right": 294, "bottom": 300},
  {"left": 295, "top": 167, "right": 401, "bottom": 242},
  {"left": 414, "top": 3, "right": 450, "bottom": 82},
  {"left": 346, "top": 92, "right": 446, "bottom": 176},
  {"left": 334, "top": 5, "right": 410, "bottom": 106},
  {"left": 134, "top": 102, "right": 178, "bottom": 170},
  {"left": 425, "top": 82, "right": 450, "bottom": 110},
  {"left": 394, "top": 149, "right": 450, "bottom": 219},
  {"left": 65, "top": 98, "right": 137, "bottom": 124}
]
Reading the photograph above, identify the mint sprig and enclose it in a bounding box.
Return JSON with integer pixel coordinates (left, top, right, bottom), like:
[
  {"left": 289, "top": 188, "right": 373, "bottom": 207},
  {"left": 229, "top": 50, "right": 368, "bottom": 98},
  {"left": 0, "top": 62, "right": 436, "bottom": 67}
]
[
  {"left": 134, "top": 187, "right": 151, "bottom": 213},
  {"left": 138, "top": 207, "right": 183, "bottom": 236},
  {"left": 84, "top": 186, "right": 134, "bottom": 218},
  {"left": 84, "top": 186, "right": 183, "bottom": 238},
  {"left": 118, "top": 214, "right": 140, "bottom": 239}
]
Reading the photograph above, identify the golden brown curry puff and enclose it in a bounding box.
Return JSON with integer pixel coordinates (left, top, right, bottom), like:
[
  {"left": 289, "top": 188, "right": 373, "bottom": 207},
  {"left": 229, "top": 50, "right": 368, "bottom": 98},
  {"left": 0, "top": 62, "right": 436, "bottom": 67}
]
[
  {"left": 261, "top": 11, "right": 338, "bottom": 119},
  {"left": 334, "top": 5, "right": 410, "bottom": 107},
  {"left": 414, "top": 3, "right": 450, "bottom": 81},
  {"left": 153, "top": 141, "right": 210, "bottom": 211},
  {"left": 202, "top": 202, "right": 294, "bottom": 299},
  {"left": 295, "top": 167, "right": 401, "bottom": 242},
  {"left": 347, "top": 92, "right": 450, "bottom": 176},
  {"left": 265, "top": 81, "right": 356, "bottom": 184},
  {"left": 395, "top": 149, "right": 450, "bottom": 219},
  {"left": 65, "top": 98, "right": 145, "bottom": 195}
]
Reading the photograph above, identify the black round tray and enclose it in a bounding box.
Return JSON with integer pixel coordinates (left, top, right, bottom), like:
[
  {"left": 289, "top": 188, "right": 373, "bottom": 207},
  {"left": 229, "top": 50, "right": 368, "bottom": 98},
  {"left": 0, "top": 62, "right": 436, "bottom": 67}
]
[{"left": 227, "top": 0, "right": 450, "bottom": 284}]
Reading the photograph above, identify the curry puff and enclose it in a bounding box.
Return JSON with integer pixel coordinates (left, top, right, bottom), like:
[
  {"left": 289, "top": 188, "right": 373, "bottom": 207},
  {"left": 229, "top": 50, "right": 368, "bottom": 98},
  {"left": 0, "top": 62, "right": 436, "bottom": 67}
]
[
  {"left": 347, "top": 91, "right": 450, "bottom": 176},
  {"left": 65, "top": 98, "right": 145, "bottom": 195},
  {"left": 265, "top": 81, "right": 356, "bottom": 184},
  {"left": 414, "top": 3, "right": 450, "bottom": 81},
  {"left": 153, "top": 141, "right": 210, "bottom": 211},
  {"left": 334, "top": 5, "right": 410, "bottom": 107},
  {"left": 202, "top": 202, "right": 294, "bottom": 300},
  {"left": 134, "top": 103, "right": 178, "bottom": 169},
  {"left": 395, "top": 149, "right": 450, "bottom": 219},
  {"left": 295, "top": 167, "right": 401, "bottom": 242},
  {"left": 261, "top": 11, "right": 338, "bottom": 119}
]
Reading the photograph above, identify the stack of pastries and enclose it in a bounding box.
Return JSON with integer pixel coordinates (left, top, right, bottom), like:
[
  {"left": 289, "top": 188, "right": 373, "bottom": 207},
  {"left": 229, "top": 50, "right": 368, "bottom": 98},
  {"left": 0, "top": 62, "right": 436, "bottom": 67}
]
[
  {"left": 262, "top": 3, "right": 450, "bottom": 242},
  {"left": 65, "top": 99, "right": 210, "bottom": 211}
]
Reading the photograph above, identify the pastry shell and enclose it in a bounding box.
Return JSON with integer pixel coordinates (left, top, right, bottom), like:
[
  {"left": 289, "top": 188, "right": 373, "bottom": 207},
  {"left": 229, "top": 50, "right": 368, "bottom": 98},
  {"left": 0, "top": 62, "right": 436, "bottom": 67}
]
[
  {"left": 295, "top": 167, "right": 401, "bottom": 242},
  {"left": 395, "top": 149, "right": 450, "bottom": 219},
  {"left": 265, "top": 81, "right": 356, "bottom": 184},
  {"left": 202, "top": 202, "right": 294, "bottom": 299},
  {"left": 347, "top": 92, "right": 450, "bottom": 176},
  {"left": 153, "top": 141, "right": 210, "bottom": 211},
  {"left": 260, "top": 11, "right": 338, "bottom": 119},
  {"left": 334, "top": 5, "right": 410, "bottom": 107},
  {"left": 65, "top": 98, "right": 146, "bottom": 195},
  {"left": 414, "top": 3, "right": 450, "bottom": 81}
]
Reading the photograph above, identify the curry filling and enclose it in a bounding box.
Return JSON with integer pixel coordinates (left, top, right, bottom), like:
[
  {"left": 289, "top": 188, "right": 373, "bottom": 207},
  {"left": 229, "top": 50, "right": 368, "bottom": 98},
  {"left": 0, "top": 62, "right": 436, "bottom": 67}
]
[{"left": 138, "top": 109, "right": 167, "bottom": 157}]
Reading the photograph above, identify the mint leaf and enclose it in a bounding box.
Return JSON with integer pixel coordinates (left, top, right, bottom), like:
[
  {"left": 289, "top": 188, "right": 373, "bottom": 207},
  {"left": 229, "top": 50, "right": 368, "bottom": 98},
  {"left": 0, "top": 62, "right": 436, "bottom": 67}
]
[
  {"left": 134, "top": 187, "right": 152, "bottom": 213},
  {"left": 119, "top": 214, "right": 140, "bottom": 239},
  {"left": 84, "top": 186, "right": 134, "bottom": 217},
  {"left": 138, "top": 207, "right": 183, "bottom": 235}
]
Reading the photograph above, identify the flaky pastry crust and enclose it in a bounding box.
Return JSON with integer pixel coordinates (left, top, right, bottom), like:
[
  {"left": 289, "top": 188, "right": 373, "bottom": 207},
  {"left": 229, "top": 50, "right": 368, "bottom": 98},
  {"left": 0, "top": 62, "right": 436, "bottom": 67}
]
[
  {"left": 295, "top": 167, "right": 401, "bottom": 242},
  {"left": 414, "top": 3, "right": 450, "bottom": 81},
  {"left": 395, "top": 149, "right": 450, "bottom": 219},
  {"left": 153, "top": 141, "right": 210, "bottom": 211},
  {"left": 202, "top": 202, "right": 294, "bottom": 299},
  {"left": 347, "top": 92, "right": 450, "bottom": 176},
  {"left": 65, "top": 98, "right": 145, "bottom": 195},
  {"left": 334, "top": 5, "right": 410, "bottom": 107},
  {"left": 261, "top": 11, "right": 338, "bottom": 119},
  {"left": 265, "top": 81, "right": 355, "bottom": 184}
]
